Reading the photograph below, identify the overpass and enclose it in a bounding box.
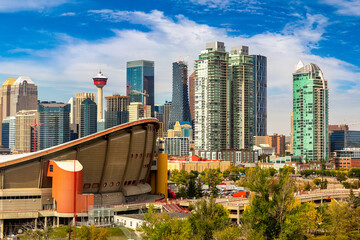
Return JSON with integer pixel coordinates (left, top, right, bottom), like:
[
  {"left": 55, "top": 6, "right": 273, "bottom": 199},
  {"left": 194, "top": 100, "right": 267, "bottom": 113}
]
[{"left": 177, "top": 189, "right": 358, "bottom": 224}]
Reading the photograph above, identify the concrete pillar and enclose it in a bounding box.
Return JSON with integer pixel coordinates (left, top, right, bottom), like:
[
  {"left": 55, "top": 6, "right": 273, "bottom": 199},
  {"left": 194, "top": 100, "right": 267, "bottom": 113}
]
[
  {"left": 44, "top": 216, "right": 47, "bottom": 228},
  {"left": 237, "top": 204, "right": 240, "bottom": 225},
  {"left": 57, "top": 217, "right": 60, "bottom": 227},
  {"left": 34, "top": 218, "right": 38, "bottom": 230},
  {"left": 73, "top": 217, "right": 76, "bottom": 226},
  {"left": 53, "top": 217, "right": 56, "bottom": 227},
  {"left": 0, "top": 219, "right": 4, "bottom": 239}
]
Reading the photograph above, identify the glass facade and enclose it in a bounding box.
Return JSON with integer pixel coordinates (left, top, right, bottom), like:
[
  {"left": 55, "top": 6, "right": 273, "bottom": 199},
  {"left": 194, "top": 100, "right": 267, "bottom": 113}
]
[
  {"left": 331, "top": 130, "right": 360, "bottom": 152},
  {"left": 230, "top": 46, "right": 254, "bottom": 150},
  {"left": 1, "top": 122, "right": 9, "bottom": 148},
  {"left": 80, "top": 98, "right": 97, "bottom": 137},
  {"left": 252, "top": 55, "right": 267, "bottom": 136},
  {"left": 127, "top": 60, "right": 154, "bottom": 117},
  {"left": 38, "top": 102, "right": 70, "bottom": 150},
  {"left": 195, "top": 42, "right": 229, "bottom": 151},
  {"left": 293, "top": 62, "right": 329, "bottom": 161},
  {"left": 168, "top": 61, "right": 191, "bottom": 130}
]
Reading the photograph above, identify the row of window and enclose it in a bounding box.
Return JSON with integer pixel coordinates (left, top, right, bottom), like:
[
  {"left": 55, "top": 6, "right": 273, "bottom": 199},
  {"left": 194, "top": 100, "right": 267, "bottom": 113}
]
[{"left": 0, "top": 195, "right": 41, "bottom": 200}]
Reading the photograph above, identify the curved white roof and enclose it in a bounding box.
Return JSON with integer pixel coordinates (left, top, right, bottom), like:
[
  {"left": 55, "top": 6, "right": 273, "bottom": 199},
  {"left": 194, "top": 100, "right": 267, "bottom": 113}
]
[
  {"left": 13, "top": 76, "right": 35, "bottom": 85},
  {"left": 53, "top": 160, "right": 83, "bottom": 172}
]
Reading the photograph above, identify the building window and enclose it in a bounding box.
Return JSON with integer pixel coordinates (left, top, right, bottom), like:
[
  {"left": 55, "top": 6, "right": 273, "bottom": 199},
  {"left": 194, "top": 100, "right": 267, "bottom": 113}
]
[{"left": 49, "top": 165, "right": 53, "bottom": 172}]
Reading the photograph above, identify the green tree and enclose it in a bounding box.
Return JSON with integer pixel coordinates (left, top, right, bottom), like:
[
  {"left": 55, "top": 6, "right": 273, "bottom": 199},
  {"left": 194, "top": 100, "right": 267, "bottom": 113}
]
[
  {"left": 241, "top": 167, "right": 320, "bottom": 239},
  {"left": 337, "top": 172, "right": 347, "bottom": 183},
  {"left": 348, "top": 168, "right": 360, "bottom": 179},
  {"left": 213, "top": 225, "right": 242, "bottom": 240},
  {"left": 187, "top": 178, "right": 197, "bottom": 198},
  {"left": 200, "top": 169, "right": 222, "bottom": 196},
  {"left": 188, "top": 198, "right": 230, "bottom": 240},
  {"left": 171, "top": 169, "right": 188, "bottom": 186},
  {"left": 139, "top": 204, "right": 193, "bottom": 240}
]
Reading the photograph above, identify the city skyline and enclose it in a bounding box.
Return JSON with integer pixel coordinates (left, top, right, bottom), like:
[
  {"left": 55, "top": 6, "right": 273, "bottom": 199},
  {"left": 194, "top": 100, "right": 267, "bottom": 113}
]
[{"left": 0, "top": 0, "right": 359, "bottom": 134}]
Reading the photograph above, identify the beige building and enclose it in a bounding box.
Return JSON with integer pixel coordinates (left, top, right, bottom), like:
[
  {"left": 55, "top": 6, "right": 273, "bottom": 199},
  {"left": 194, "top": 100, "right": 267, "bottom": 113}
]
[
  {"left": 0, "top": 76, "right": 38, "bottom": 144},
  {"left": 168, "top": 160, "right": 232, "bottom": 173},
  {"left": 129, "top": 102, "right": 151, "bottom": 122},
  {"left": 14, "top": 110, "right": 38, "bottom": 153},
  {"left": 75, "top": 93, "right": 95, "bottom": 125},
  {"left": 254, "top": 133, "right": 285, "bottom": 156}
]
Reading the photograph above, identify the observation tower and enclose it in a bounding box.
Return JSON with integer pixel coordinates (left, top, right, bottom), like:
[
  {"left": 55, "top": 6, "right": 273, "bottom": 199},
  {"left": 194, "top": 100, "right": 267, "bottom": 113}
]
[{"left": 93, "top": 71, "right": 108, "bottom": 121}]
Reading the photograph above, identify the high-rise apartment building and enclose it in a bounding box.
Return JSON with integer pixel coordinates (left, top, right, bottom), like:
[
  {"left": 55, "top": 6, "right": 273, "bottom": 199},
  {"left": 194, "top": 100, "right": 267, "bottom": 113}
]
[
  {"left": 252, "top": 55, "right": 267, "bottom": 136},
  {"left": 168, "top": 61, "right": 191, "bottom": 130},
  {"left": 38, "top": 102, "right": 70, "bottom": 150},
  {"left": 195, "top": 42, "right": 229, "bottom": 151},
  {"left": 75, "top": 93, "right": 95, "bottom": 125},
  {"left": 105, "top": 94, "right": 129, "bottom": 129},
  {"left": 14, "top": 110, "right": 38, "bottom": 153},
  {"left": 188, "top": 72, "right": 195, "bottom": 122},
  {"left": 229, "top": 46, "right": 254, "bottom": 150},
  {"left": 293, "top": 61, "right": 329, "bottom": 161},
  {"left": 127, "top": 60, "right": 155, "bottom": 117},
  {"left": 80, "top": 98, "right": 97, "bottom": 138}
]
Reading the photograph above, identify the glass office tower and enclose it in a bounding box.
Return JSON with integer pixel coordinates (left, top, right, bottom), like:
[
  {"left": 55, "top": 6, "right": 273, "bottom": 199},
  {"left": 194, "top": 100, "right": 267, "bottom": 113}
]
[
  {"left": 168, "top": 61, "right": 191, "bottom": 130},
  {"left": 252, "top": 55, "right": 267, "bottom": 136},
  {"left": 38, "top": 102, "right": 70, "bottom": 150},
  {"left": 330, "top": 130, "right": 360, "bottom": 152},
  {"left": 127, "top": 60, "right": 154, "bottom": 117}
]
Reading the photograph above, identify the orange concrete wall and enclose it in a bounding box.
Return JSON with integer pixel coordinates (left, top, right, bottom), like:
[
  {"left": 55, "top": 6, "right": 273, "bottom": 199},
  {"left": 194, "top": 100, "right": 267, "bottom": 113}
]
[{"left": 47, "top": 161, "right": 94, "bottom": 213}]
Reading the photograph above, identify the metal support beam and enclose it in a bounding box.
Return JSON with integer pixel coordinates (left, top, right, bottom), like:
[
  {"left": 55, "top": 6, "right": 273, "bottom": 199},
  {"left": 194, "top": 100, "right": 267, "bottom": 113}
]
[
  {"left": 120, "top": 129, "right": 134, "bottom": 191},
  {"left": 38, "top": 158, "right": 44, "bottom": 188},
  {"left": 136, "top": 125, "right": 149, "bottom": 185},
  {"left": 99, "top": 135, "right": 110, "bottom": 193},
  {"left": 144, "top": 124, "right": 158, "bottom": 182}
]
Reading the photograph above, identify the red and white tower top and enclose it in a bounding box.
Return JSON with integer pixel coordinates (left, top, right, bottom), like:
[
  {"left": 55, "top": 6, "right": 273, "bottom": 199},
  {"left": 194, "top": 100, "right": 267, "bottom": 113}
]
[{"left": 93, "top": 71, "right": 108, "bottom": 88}]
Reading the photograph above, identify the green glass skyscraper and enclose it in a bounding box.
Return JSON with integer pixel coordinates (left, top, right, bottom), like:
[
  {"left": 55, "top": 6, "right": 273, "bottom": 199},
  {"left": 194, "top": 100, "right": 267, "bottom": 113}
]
[{"left": 293, "top": 61, "right": 329, "bottom": 161}]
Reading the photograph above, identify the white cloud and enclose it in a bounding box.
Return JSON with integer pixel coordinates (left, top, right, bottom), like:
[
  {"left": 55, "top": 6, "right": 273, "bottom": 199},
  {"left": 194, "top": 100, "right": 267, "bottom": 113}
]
[
  {"left": 321, "top": 0, "right": 360, "bottom": 16},
  {"left": 60, "top": 12, "right": 75, "bottom": 16},
  {"left": 0, "top": 10, "right": 359, "bottom": 133},
  {"left": 0, "top": 0, "right": 68, "bottom": 12}
]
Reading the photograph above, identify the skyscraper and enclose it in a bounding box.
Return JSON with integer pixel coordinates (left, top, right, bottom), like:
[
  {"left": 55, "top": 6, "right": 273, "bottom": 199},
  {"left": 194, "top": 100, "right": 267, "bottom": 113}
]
[
  {"left": 105, "top": 94, "right": 129, "bottom": 129},
  {"left": 75, "top": 93, "right": 95, "bottom": 125},
  {"left": 163, "top": 101, "right": 172, "bottom": 135},
  {"left": 80, "top": 98, "right": 97, "bottom": 137},
  {"left": 0, "top": 76, "right": 38, "bottom": 144},
  {"left": 14, "top": 110, "right": 38, "bottom": 153},
  {"left": 38, "top": 102, "right": 70, "bottom": 150},
  {"left": 127, "top": 60, "right": 154, "bottom": 117},
  {"left": 252, "top": 55, "right": 267, "bottom": 136},
  {"left": 1, "top": 116, "right": 15, "bottom": 150},
  {"left": 195, "top": 41, "right": 229, "bottom": 151},
  {"left": 188, "top": 72, "right": 195, "bottom": 122},
  {"left": 229, "top": 46, "right": 254, "bottom": 150},
  {"left": 168, "top": 61, "right": 191, "bottom": 130},
  {"left": 293, "top": 61, "right": 329, "bottom": 161},
  {"left": 68, "top": 97, "right": 76, "bottom": 125}
]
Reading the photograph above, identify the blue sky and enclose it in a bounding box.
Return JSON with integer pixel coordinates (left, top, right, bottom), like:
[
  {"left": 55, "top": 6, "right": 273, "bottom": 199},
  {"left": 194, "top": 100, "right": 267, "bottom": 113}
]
[{"left": 0, "top": 0, "right": 359, "bottom": 134}]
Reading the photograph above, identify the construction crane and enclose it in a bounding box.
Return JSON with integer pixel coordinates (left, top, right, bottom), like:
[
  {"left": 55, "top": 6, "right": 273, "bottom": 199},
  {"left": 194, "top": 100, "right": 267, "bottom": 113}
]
[{"left": 20, "top": 118, "right": 42, "bottom": 152}]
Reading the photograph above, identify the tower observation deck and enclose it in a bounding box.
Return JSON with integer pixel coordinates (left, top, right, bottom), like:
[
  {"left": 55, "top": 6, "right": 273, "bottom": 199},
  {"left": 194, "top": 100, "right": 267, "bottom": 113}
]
[{"left": 93, "top": 71, "right": 108, "bottom": 121}]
